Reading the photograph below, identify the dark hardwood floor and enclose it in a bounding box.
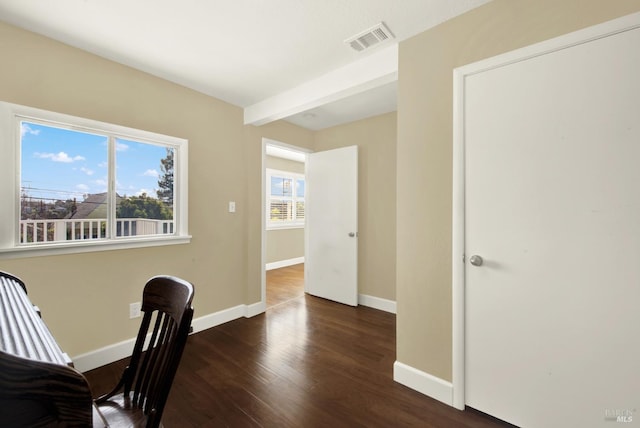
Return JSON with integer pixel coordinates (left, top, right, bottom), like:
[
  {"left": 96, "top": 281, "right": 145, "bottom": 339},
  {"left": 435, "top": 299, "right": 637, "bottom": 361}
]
[{"left": 84, "top": 275, "right": 513, "bottom": 427}]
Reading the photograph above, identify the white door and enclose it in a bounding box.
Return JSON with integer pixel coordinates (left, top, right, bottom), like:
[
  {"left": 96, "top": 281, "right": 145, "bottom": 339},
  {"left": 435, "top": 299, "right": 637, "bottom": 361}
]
[
  {"left": 463, "top": 21, "right": 640, "bottom": 428},
  {"left": 305, "top": 146, "right": 358, "bottom": 306}
]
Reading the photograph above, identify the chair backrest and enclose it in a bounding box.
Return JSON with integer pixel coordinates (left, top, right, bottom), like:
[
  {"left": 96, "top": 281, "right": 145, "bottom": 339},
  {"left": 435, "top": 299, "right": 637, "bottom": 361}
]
[{"left": 121, "top": 275, "right": 194, "bottom": 427}]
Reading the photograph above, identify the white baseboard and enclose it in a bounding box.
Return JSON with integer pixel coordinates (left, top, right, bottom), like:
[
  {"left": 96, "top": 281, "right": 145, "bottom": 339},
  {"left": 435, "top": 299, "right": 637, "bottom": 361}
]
[
  {"left": 72, "top": 337, "right": 137, "bottom": 374},
  {"left": 245, "top": 301, "right": 266, "bottom": 318},
  {"left": 190, "top": 304, "right": 246, "bottom": 334},
  {"left": 265, "top": 256, "right": 304, "bottom": 271},
  {"left": 74, "top": 303, "right": 255, "bottom": 373},
  {"left": 393, "top": 361, "right": 453, "bottom": 406},
  {"left": 358, "top": 294, "right": 396, "bottom": 314}
]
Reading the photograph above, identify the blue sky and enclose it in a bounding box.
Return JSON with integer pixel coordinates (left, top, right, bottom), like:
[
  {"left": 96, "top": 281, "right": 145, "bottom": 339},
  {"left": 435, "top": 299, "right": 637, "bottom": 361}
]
[{"left": 21, "top": 121, "right": 169, "bottom": 203}]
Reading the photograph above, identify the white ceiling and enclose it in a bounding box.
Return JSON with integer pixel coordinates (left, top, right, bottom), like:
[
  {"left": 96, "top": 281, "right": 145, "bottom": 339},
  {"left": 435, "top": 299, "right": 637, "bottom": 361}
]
[{"left": 0, "top": 0, "right": 490, "bottom": 130}]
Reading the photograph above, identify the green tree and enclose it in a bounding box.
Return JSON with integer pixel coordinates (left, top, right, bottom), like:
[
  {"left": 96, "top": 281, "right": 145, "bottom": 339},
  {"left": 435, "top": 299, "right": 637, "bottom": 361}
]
[
  {"left": 117, "top": 193, "right": 172, "bottom": 220},
  {"left": 157, "top": 148, "right": 174, "bottom": 205}
]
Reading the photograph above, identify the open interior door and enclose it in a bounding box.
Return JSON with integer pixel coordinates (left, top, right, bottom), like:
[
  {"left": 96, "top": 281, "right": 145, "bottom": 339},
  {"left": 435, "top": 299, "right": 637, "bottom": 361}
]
[{"left": 305, "top": 145, "right": 358, "bottom": 306}]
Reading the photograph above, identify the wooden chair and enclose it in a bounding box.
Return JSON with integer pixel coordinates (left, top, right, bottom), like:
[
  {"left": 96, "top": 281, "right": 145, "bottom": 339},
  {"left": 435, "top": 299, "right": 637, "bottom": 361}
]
[{"left": 95, "top": 275, "right": 194, "bottom": 428}]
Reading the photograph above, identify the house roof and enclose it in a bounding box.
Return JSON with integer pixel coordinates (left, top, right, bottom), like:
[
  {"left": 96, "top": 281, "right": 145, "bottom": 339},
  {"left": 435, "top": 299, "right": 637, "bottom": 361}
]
[{"left": 67, "top": 193, "right": 121, "bottom": 219}]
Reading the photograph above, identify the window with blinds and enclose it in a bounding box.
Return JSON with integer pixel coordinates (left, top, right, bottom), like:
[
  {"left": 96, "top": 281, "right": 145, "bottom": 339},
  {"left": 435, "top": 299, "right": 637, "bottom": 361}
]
[{"left": 266, "top": 169, "right": 305, "bottom": 229}]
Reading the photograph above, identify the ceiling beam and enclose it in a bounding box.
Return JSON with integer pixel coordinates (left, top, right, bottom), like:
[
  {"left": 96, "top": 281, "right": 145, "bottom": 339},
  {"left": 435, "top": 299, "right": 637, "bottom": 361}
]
[{"left": 244, "top": 44, "right": 398, "bottom": 127}]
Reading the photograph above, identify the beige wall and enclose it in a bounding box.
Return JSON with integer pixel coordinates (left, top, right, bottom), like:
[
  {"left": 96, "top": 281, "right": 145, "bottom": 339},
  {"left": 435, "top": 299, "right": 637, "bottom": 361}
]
[
  {"left": 396, "top": 0, "right": 640, "bottom": 381},
  {"left": 0, "top": 22, "right": 316, "bottom": 358},
  {"left": 265, "top": 155, "right": 305, "bottom": 264},
  {"left": 315, "top": 112, "right": 397, "bottom": 301},
  {"left": 0, "top": 21, "right": 245, "bottom": 356},
  {"left": 265, "top": 228, "right": 304, "bottom": 264},
  {"left": 247, "top": 114, "right": 398, "bottom": 303}
]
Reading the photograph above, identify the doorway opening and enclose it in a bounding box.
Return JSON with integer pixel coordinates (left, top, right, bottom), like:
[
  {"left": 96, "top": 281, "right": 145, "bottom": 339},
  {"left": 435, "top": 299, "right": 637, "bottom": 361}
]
[
  {"left": 266, "top": 263, "right": 304, "bottom": 307},
  {"left": 262, "top": 139, "right": 310, "bottom": 308}
]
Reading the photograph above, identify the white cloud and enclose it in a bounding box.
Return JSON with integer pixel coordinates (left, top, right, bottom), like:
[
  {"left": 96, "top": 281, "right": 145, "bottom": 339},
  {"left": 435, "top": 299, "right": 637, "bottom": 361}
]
[
  {"left": 35, "top": 151, "right": 86, "bottom": 163},
  {"left": 143, "top": 169, "right": 159, "bottom": 178},
  {"left": 76, "top": 184, "right": 90, "bottom": 192},
  {"left": 116, "top": 142, "right": 129, "bottom": 152},
  {"left": 80, "top": 167, "right": 95, "bottom": 176},
  {"left": 21, "top": 124, "right": 41, "bottom": 138}
]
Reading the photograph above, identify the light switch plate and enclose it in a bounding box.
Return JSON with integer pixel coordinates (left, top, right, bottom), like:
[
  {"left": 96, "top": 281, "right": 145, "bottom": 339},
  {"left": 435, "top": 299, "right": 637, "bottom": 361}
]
[{"left": 129, "top": 302, "right": 141, "bottom": 319}]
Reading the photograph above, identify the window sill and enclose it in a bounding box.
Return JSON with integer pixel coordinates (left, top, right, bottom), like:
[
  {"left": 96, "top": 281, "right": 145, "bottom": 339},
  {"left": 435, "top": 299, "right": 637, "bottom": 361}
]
[
  {"left": 0, "top": 235, "right": 192, "bottom": 260},
  {"left": 266, "top": 224, "right": 304, "bottom": 231}
]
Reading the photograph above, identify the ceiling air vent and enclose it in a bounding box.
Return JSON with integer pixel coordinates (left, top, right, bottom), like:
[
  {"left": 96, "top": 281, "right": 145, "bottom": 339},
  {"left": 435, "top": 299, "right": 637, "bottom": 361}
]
[{"left": 345, "top": 22, "right": 394, "bottom": 52}]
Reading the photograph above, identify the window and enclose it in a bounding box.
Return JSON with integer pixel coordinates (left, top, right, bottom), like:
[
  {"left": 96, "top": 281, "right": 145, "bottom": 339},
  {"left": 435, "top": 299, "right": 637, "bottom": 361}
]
[
  {"left": 266, "top": 169, "right": 305, "bottom": 229},
  {"left": 0, "top": 101, "right": 189, "bottom": 257}
]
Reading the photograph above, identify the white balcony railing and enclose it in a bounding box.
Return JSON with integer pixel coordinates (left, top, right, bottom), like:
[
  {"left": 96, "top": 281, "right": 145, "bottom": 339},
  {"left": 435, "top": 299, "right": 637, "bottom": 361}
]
[{"left": 19, "top": 218, "right": 174, "bottom": 244}]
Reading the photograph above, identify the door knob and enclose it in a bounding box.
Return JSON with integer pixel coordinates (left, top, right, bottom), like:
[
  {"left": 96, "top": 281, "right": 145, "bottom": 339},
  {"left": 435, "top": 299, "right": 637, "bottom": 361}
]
[
  {"left": 469, "top": 255, "right": 483, "bottom": 266},
  {"left": 348, "top": 232, "right": 356, "bottom": 237}
]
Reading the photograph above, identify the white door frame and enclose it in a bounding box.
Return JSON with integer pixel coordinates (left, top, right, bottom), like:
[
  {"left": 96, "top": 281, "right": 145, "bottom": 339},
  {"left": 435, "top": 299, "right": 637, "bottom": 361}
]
[
  {"left": 260, "top": 138, "right": 312, "bottom": 308},
  {"left": 451, "top": 12, "right": 640, "bottom": 410}
]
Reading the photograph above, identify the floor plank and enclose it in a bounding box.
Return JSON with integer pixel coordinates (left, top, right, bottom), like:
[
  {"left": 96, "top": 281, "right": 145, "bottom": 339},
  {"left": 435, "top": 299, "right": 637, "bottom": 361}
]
[{"left": 84, "top": 294, "right": 514, "bottom": 427}]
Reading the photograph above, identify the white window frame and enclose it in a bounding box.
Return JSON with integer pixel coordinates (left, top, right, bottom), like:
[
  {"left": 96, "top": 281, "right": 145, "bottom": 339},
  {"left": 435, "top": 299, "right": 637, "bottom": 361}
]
[
  {"left": 0, "top": 101, "right": 190, "bottom": 259},
  {"left": 266, "top": 168, "right": 305, "bottom": 230}
]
